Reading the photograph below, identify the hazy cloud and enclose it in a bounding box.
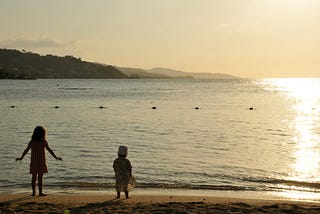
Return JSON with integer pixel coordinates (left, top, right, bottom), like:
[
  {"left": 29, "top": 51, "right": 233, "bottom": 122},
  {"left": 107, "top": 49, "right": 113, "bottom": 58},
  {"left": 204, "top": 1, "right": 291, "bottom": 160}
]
[
  {"left": 0, "top": 37, "right": 75, "bottom": 49},
  {"left": 219, "top": 23, "right": 255, "bottom": 28}
]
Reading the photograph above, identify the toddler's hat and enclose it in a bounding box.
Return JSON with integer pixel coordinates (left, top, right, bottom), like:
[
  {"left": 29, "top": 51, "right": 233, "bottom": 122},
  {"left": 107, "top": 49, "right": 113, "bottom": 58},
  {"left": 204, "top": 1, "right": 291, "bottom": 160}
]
[{"left": 118, "top": 146, "right": 128, "bottom": 156}]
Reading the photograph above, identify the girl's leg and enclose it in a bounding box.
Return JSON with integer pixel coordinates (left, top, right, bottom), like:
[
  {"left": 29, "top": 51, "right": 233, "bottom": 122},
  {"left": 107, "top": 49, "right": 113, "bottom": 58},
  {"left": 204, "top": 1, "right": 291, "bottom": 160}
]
[
  {"left": 38, "top": 173, "right": 46, "bottom": 196},
  {"left": 116, "top": 191, "right": 120, "bottom": 199},
  {"left": 125, "top": 190, "right": 129, "bottom": 199},
  {"left": 31, "top": 174, "right": 37, "bottom": 196}
]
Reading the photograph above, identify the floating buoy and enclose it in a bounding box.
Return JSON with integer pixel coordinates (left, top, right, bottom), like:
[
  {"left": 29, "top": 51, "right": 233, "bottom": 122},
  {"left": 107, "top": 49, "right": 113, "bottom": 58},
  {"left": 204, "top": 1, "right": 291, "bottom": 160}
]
[
  {"left": 248, "top": 107, "right": 254, "bottom": 110},
  {"left": 99, "top": 106, "right": 106, "bottom": 109},
  {"left": 54, "top": 106, "right": 59, "bottom": 109},
  {"left": 152, "top": 106, "right": 157, "bottom": 109},
  {"left": 195, "top": 107, "right": 199, "bottom": 110},
  {"left": 11, "top": 105, "right": 15, "bottom": 108}
]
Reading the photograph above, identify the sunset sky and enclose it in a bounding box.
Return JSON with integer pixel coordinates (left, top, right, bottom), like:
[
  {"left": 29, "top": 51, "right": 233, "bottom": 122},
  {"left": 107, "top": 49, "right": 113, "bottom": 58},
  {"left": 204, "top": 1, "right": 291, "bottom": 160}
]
[{"left": 1, "top": 0, "right": 320, "bottom": 78}]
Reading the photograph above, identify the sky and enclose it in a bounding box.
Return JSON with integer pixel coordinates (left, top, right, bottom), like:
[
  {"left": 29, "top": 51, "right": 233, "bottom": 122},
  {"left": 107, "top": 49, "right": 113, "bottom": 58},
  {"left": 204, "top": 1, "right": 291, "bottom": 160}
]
[{"left": 1, "top": 0, "right": 320, "bottom": 78}]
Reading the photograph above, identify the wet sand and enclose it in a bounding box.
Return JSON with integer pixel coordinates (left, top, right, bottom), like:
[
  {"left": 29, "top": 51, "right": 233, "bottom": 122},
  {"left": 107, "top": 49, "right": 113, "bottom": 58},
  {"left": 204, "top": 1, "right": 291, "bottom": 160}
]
[{"left": 1, "top": 192, "right": 320, "bottom": 213}]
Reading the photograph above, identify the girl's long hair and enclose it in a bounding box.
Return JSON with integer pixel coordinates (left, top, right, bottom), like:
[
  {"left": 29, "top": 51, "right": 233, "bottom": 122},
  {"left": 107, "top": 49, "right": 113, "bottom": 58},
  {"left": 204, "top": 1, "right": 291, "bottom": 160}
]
[{"left": 31, "top": 126, "right": 46, "bottom": 142}]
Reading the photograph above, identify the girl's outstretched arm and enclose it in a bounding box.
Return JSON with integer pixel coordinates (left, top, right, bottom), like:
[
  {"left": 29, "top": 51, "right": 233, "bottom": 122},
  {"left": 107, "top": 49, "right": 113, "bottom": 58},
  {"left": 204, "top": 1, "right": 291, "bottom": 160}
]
[
  {"left": 45, "top": 141, "right": 63, "bottom": 160},
  {"left": 16, "top": 141, "right": 32, "bottom": 161}
]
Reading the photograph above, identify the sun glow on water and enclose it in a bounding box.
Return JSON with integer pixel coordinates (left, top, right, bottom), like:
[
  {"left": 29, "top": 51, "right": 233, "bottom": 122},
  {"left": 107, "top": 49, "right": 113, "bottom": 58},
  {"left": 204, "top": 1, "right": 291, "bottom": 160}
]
[
  {"left": 258, "top": 78, "right": 320, "bottom": 200},
  {"left": 267, "top": 78, "right": 320, "bottom": 101},
  {"left": 261, "top": 78, "right": 320, "bottom": 182},
  {"left": 292, "top": 114, "right": 320, "bottom": 180}
]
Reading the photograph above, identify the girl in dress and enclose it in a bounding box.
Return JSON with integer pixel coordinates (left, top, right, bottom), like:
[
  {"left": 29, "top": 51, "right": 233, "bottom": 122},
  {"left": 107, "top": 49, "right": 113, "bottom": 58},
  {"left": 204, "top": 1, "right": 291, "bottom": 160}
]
[
  {"left": 113, "top": 146, "right": 133, "bottom": 199},
  {"left": 16, "top": 126, "right": 62, "bottom": 196}
]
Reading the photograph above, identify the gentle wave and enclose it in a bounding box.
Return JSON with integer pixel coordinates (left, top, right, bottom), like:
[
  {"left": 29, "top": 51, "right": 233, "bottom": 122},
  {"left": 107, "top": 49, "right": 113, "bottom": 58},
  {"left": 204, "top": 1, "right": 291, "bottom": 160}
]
[
  {"left": 43, "top": 182, "right": 256, "bottom": 191},
  {"left": 37, "top": 179, "right": 320, "bottom": 192},
  {"left": 242, "top": 177, "right": 320, "bottom": 191},
  {"left": 3, "top": 175, "right": 320, "bottom": 193}
]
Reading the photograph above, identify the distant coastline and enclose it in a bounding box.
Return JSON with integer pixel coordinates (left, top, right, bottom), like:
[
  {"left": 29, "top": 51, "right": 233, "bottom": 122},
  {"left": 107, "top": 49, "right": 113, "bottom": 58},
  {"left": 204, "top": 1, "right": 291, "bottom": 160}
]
[{"left": 0, "top": 49, "right": 241, "bottom": 79}]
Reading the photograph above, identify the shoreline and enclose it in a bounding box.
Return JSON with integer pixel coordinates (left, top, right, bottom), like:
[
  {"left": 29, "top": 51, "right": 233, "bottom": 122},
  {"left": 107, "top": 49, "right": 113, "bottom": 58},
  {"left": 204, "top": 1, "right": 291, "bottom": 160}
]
[
  {"left": 2, "top": 190, "right": 320, "bottom": 213},
  {"left": 2, "top": 187, "right": 320, "bottom": 203}
]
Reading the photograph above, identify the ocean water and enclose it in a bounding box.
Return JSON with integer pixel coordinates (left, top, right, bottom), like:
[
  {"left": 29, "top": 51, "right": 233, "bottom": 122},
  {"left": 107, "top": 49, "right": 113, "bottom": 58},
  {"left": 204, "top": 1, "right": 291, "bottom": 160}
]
[{"left": 1, "top": 78, "right": 320, "bottom": 199}]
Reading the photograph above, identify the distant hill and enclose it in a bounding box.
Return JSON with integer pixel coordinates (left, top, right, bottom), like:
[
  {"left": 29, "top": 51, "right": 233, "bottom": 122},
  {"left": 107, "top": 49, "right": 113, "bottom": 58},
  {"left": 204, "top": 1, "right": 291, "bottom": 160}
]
[
  {"left": 147, "top": 67, "right": 240, "bottom": 79},
  {"left": 116, "top": 67, "right": 171, "bottom": 79},
  {"left": 0, "top": 49, "right": 241, "bottom": 79},
  {"left": 0, "top": 49, "right": 127, "bottom": 79},
  {"left": 190, "top": 72, "right": 241, "bottom": 79},
  {"left": 118, "top": 67, "right": 241, "bottom": 79},
  {"left": 147, "top": 67, "right": 192, "bottom": 78}
]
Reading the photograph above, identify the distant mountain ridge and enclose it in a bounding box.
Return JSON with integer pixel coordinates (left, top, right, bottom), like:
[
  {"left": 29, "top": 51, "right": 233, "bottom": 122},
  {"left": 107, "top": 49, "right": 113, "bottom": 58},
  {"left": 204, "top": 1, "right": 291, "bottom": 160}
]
[
  {"left": 0, "top": 49, "right": 241, "bottom": 79},
  {"left": 146, "top": 67, "right": 240, "bottom": 79},
  {"left": 117, "top": 67, "right": 240, "bottom": 79},
  {"left": 0, "top": 49, "right": 127, "bottom": 79},
  {"left": 115, "top": 67, "right": 171, "bottom": 79}
]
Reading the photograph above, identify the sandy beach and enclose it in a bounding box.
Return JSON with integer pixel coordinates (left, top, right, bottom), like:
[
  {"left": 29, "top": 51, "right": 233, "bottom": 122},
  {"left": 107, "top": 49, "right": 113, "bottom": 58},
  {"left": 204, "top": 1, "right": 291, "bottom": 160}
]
[{"left": 1, "top": 192, "right": 320, "bottom": 213}]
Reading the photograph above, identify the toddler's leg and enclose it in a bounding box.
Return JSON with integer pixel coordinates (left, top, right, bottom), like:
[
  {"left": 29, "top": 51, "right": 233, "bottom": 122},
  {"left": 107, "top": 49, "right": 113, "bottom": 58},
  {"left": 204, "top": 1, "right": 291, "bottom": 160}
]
[{"left": 116, "top": 191, "right": 120, "bottom": 199}]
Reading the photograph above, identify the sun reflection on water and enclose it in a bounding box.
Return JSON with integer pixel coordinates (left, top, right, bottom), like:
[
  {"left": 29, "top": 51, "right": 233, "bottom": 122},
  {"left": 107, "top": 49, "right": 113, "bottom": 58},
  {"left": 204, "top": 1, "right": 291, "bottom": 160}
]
[
  {"left": 260, "top": 78, "right": 320, "bottom": 198},
  {"left": 268, "top": 79, "right": 320, "bottom": 179},
  {"left": 292, "top": 113, "right": 320, "bottom": 180}
]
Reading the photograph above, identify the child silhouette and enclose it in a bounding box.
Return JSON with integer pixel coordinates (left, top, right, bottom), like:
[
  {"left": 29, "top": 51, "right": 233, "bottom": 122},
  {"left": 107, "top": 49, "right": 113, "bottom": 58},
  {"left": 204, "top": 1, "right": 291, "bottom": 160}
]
[
  {"left": 16, "top": 126, "right": 62, "bottom": 196},
  {"left": 113, "top": 146, "right": 133, "bottom": 199}
]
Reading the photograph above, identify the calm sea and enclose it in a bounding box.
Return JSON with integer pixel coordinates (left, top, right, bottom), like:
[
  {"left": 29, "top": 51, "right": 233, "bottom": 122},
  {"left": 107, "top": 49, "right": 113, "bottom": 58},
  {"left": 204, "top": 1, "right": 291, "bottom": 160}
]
[{"left": 1, "top": 78, "right": 320, "bottom": 199}]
